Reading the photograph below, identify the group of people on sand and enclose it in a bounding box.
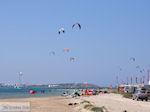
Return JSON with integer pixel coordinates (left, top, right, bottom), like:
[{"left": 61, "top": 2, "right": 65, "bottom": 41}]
[{"left": 62, "top": 89, "right": 110, "bottom": 98}]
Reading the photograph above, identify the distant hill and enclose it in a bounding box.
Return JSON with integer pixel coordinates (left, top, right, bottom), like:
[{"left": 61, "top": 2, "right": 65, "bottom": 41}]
[
  {"left": 0, "top": 83, "right": 100, "bottom": 89},
  {"left": 50, "top": 83, "right": 100, "bottom": 89},
  {"left": 27, "top": 83, "right": 100, "bottom": 89}
]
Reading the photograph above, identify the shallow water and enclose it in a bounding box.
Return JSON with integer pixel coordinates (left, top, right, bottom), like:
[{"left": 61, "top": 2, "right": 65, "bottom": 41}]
[{"left": 0, "top": 87, "right": 67, "bottom": 99}]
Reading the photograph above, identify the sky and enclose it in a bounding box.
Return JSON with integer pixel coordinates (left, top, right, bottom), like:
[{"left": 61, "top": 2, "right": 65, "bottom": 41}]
[{"left": 0, "top": 0, "right": 150, "bottom": 86}]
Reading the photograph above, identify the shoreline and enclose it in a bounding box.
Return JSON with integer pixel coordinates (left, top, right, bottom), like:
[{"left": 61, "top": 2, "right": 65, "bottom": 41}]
[
  {"left": 0, "top": 94, "right": 61, "bottom": 100},
  {"left": 0, "top": 96, "right": 75, "bottom": 112}
]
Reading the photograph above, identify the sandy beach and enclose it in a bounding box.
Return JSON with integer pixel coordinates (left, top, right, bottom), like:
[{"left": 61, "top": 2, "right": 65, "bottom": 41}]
[
  {"left": 0, "top": 96, "right": 74, "bottom": 112},
  {"left": 0, "top": 93, "right": 150, "bottom": 112},
  {"left": 71, "top": 93, "right": 150, "bottom": 112}
]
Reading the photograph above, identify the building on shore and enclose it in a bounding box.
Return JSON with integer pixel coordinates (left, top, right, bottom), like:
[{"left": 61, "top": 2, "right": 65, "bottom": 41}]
[
  {"left": 117, "top": 70, "right": 150, "bottom": 93},
  {"left": 118, "top": 84, "right": 150, "bottom": 93}
]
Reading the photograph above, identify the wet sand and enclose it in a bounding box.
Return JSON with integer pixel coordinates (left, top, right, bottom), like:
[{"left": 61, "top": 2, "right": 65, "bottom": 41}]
[{"left": 0, "top": 96, "right": 74, "bottom": 112}]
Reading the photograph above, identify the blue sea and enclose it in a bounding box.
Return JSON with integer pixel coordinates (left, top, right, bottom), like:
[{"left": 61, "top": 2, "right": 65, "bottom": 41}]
[{"left": 0, "top": 87, "right": 68, "bottom": 99}]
